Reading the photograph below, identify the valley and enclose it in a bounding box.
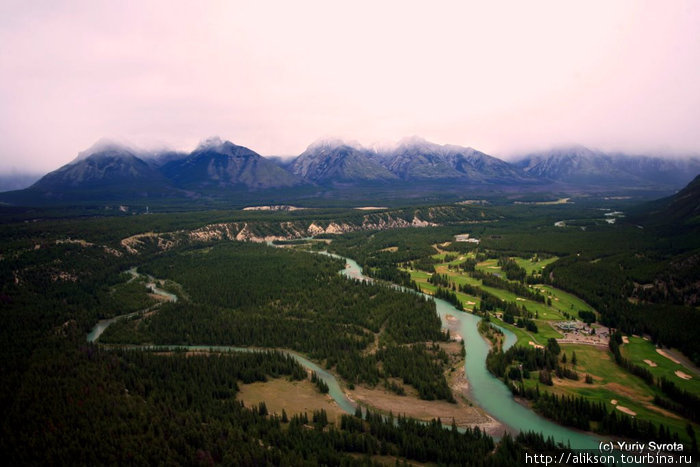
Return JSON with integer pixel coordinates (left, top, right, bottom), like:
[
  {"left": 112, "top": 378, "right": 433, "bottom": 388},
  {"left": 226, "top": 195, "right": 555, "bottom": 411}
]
[{"left": 1, "top": 180, "right": 699, "bottom": 464}]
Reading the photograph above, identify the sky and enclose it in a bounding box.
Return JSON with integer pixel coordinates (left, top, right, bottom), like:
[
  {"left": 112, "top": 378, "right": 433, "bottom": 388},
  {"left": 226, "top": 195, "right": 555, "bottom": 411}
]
[{"left": 1, "top": 0, "right": 699, "bottom": 173}]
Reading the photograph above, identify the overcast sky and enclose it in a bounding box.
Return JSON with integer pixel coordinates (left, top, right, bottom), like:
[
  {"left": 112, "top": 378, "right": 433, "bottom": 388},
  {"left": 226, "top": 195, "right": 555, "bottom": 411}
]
[{"left": 1, "top": 0, "right": 699, "bottom": 172}]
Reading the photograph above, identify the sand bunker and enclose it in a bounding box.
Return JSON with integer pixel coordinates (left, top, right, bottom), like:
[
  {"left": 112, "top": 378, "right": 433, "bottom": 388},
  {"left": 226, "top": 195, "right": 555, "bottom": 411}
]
[
  {"left": 656, "top": 348, "right": 681, "bottom": 364},
  {"left": 622, "top": 336, "right": 629, "bottom": 344},
  {"left": 466, "top": 301, "right": 476, "bottom": 305},
  {"left": 616, "top": 405, "right": 637, "bottom": 416},
  {"left": 611, "top": 399, "right": 618, "bottom": 405},
  {"left": 643, "top": 359, "right": 658, "bottom": 367},
  {"left": 675, "top": 370, "right": 692, "bottom": 380},
  {"left": 529, "top": 341, "right": 544, "bottom": 349},
  {"left": 516, "top": 298, "right": 525, "bottom": 301}
]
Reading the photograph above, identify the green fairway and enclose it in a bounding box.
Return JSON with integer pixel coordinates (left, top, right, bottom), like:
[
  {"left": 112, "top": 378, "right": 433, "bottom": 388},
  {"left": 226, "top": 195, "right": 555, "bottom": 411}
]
[
  {"left": 437, "top": 268, "right": 567, "bottom": 320},
  {"left": 513, "top": 256, "right": 559, "bottom": 275},
  {"left": 621, "top": 336, "right": 700, "bottom": 394},
  {"left": 490, "top": 316, "right": 548, "bottom": 347},
  {"left": 521, "top": 343, "right": 700, "bottom": 444},
  {"left": 406, "top": 268, "right": 482, "bottom": 311},
  {"left": 534, "top": 284, "right": 596, "bottom": 316}
]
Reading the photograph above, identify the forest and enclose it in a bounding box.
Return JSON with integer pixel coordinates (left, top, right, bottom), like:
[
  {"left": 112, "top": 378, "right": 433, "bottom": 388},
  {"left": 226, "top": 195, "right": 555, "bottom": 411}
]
[
  {"left": 100, "top": 241, "right": 453, "bottom": 399},
  {"left": 3, "top": 334, "right": 553, "bottom": 465}
]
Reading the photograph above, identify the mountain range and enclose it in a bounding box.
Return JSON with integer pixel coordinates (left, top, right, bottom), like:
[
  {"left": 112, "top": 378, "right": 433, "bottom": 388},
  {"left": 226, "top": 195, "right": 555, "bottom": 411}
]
[{"left": 1, "top": 137, "right": 699, "bottom": 206}]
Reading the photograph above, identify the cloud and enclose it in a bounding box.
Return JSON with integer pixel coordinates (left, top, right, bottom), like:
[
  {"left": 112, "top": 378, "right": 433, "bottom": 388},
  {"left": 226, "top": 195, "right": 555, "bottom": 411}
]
[{"left": 1, "top": 1, "right": 699, "bottom": 172}]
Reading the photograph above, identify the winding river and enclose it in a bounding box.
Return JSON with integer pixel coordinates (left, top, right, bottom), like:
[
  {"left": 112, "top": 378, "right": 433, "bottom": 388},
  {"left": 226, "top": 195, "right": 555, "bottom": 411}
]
[{"left": 88, "top": 257, "right": 600, "bottom": 449}]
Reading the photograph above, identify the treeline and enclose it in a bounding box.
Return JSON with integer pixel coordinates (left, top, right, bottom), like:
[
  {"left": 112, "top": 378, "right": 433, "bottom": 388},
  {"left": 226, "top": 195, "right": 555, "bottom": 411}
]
[
  {"left": 310, "top": 371, "right": 330, "bottom": 394},
  {"left": 434, "top": 286, "right": 464, "bottom": 311},
  {"left": 448, "top": 257, "right": 477, "bottom": 272},
  {"left": 486, "top": 339, "right": 568, "bottom": 384},
  {"left": 609, "top": 333, "right": 654, "bottom": 385},
  {"left": 655, "top": 378, "right": 700, "bottom": 424},
  {"left": 458, "top": 281, "right": 533, "bottom": 323},
  {"left": 428, "top": 272, "right": 450, "bottom": 287},
  {"left": 413, "top": 256, "right": 439, "bottom": 272},
  {"left": 376, "top": 344, "right": 455, "bottom": 402},
  {"left": 471, "top": 270, "right": 545, "bottom": 303},
  {"left": 478, "top": 317, "right": 504, "bottom": 351},
  {"left": 497, "top": 257, "right": 527, "bottom": 282},
  {"left": 340, "top": 410, "right": 495, "bottom": 465},
  {"left": 531, "top": 391, "right": 680, "bottom": 443}
]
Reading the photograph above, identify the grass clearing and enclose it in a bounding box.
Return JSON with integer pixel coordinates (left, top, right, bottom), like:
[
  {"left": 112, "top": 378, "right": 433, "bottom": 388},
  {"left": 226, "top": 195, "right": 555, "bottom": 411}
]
[
  {"left": 535, "top": 284, "right": 596, "bottom": 316},
  {"left": 513, "top": 256, "right": 559, "bottom": 275},
  {"left": 490, "top": 316, "right": 545, "bottom": 347},
  {"left": 237, "top": 377, "right": 346, "bottom": 425}
]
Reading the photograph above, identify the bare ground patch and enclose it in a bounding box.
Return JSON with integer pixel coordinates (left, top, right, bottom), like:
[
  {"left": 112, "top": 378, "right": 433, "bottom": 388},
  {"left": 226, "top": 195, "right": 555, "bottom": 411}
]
[
  {"left": 348, "top": 383, "right": 504, "bottom": 436},
  {"left": 237, "top": 378, "right": 346, "bottom": 424},
  {"left": 616, "top": 405, "right": 637, "bottom": 416},
  {"left": 604, "top": 382, "right": 652, "bottom": 402}
]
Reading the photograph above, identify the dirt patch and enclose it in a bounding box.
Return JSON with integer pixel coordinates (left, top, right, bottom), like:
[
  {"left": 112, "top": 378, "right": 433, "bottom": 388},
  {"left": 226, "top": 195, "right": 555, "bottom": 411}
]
[
  {"left": 605, "top": 382, "right": 651, "bottom": 402},
  {"left": 644, "top": 403, "right": 683, "bottom": 420},
  {"left": 616, "top": 405, "right": 637, "bottom": 416},
  {"left": 553, "top": 377, "right": 594, "bottom": 389},
  {"left": 349, "top": 384, "right": 503, "bottom": 436},
  {"left": 237, "top": 378, "right": 346, "bottom": 424},
  {"left": 656, "top": 348, "right": 681, "bottom": 364},
  {"left": 675, "top": 370, "right": 692, "bottom": 380},
  {"left": 147, "top": 292, "right": 170, "bottom": 302},
  {"left": 643, "top": 359, "right": 657, "bottom": 367},
  {"left": 439, "top": 341, "right": 464, "bottom": 355}
]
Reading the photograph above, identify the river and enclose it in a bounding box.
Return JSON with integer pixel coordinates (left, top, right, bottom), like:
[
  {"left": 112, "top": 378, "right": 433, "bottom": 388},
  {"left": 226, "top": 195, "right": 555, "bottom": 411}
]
[
  {"left": 338, "top": 255, "right": 600, "bottom": 449},
  {"left": 88, "top": 256, "right": 600, "bottom": 449}
]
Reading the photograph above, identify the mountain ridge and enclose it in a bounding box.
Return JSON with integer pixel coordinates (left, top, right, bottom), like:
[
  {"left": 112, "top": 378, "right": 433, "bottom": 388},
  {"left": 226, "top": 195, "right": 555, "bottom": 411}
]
[{"left": 1, "top": 138, "right": 699, "bottom": 206}]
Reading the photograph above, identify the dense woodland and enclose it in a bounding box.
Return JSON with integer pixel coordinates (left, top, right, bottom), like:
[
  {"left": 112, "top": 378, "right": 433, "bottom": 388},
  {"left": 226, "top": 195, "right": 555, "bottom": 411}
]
[
  {"left": 101, "top": 241, "right": 452, "bottom": 397},
  {"left": 3, "top": 335, "right": 549, "bottom": 465}
]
